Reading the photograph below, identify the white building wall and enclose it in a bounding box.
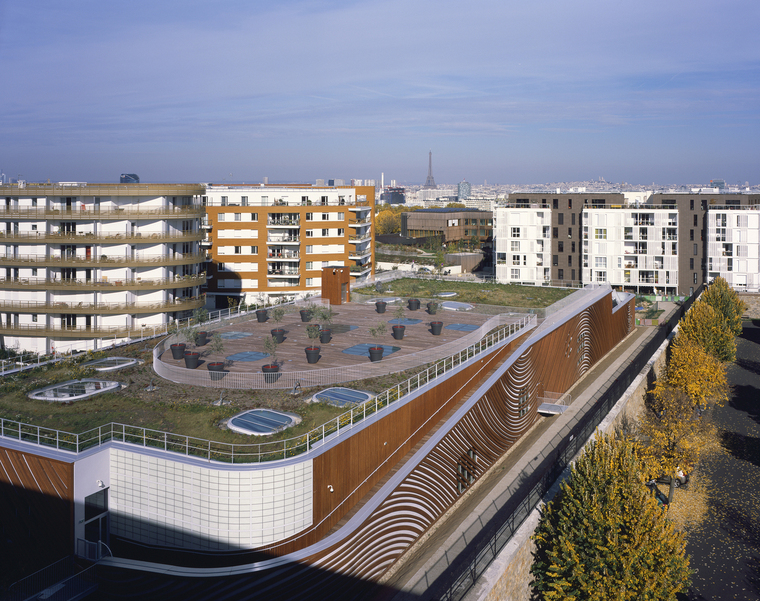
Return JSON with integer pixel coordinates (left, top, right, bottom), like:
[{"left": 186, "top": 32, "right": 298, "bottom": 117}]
[
  {"left": 110, "top": 449, "right": 314, "bottom": 551},
  {"left": 494, "top": 207, "right": 550, "bottom": 286},
  {"left": 706, "top": 207, "right": 760, "bottom": 292}
]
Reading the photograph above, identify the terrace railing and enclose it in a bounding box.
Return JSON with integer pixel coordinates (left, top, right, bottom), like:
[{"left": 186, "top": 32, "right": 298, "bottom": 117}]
[{"left": 1, "top": 313, "right": 535, "bottom": 465}]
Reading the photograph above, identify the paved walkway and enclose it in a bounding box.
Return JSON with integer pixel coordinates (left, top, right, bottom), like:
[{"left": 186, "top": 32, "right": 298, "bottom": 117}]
[
  {"left": 684, "top": 320, "right": 760, "bottom": 600},
  {"left": 381, "top": 318, "right": 660, "bottom": 600}
]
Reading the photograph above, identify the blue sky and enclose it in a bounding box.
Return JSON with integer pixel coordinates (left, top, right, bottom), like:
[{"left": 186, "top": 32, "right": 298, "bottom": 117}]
[{"left": 1, "top": 0, "right": 758, "bottom": 186}]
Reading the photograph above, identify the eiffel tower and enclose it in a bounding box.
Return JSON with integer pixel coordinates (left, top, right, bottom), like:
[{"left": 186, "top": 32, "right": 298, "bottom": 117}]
[{"left": 423, "top": 150, "right": 437, "bottom": 189}]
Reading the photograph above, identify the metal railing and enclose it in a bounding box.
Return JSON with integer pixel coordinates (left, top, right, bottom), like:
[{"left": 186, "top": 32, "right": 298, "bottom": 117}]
[
  {"left": 0, "top": 182, "right": 205, "bottom": 196},
  {"left": 0, "top": 313, "right": 533, "bottom": 464},
  {"left": 0, "top": 231, "right": 202, "bottom": 243},
  {"left": 0, "top": 274, "right": 206, "bottom": 290},
  {"left": 0, "top": 252, "right": 206, "bottom": 267},
  {"left": 0, "top": 295, "right": 204, "bottom": 314},
  {"left": 0, "top": 206, "right": 204, "bottom": 219}
]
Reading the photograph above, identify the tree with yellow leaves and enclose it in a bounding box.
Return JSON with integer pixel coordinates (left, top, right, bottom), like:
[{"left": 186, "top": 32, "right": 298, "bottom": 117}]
[
  {"left": 677, "top": 299, "right": 736, "bottom": 362},
  {"left": 531, "top": 433, "right": 690, "bottom": 600},
  {"left": 701, "top": 276, "right": 746, "bottom": 336},
  {"left": 375, "top": 209, "right": 400, "bottom": 235}
]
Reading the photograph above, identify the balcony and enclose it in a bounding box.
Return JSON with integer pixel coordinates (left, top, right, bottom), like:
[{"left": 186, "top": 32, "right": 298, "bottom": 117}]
[
  {"left": 0, "top": 296, "right": 204, "bottom": 315},
  {"left": 0, "top": 231, "right": 203, "bottom": 243},
  {"left": 266, "top": 217, "right": 300, "bottom": 227},
  {"left": 266, "top": 269, "right": 301, "bottom": 277},
  {"left": 0, "top": 322, "right": 170, "bottom": 339},
  {"left": 266, "top": 279, "right": 300, "bottom": 288},
  {"left": 0, "top": 206, "right": 204, "bottom": 220},
  {"left": 349, "top": 232, "right": 372, "bottom": 243},
  {"left": 350, "top": 262, "right": 372, "bottom": 273},
  {"left": 0, "top": 253, "right": 206, "bottom": 268},
  {"left": 351, "top": 216, "right": 372, "bottom": 225},
  {"left": 266, "top": 235, "right": 300, "bottom": 244},
  {"left": 349, "top": 247, "right": 372, "bottom": 260},
  {"left": 266, "top": 250, "right": 300, "bottom": 260},
  {"left": 0, "top": 274, "right": 206, "bottom": 291},
  {"left": 0, "top": 182, "right": 205, "bottom": 197}
]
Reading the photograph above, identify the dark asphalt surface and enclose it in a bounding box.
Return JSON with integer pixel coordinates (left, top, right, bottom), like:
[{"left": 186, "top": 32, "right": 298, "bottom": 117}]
[{"left": 685, "top": 320, "right": 760, "bottom": 600}]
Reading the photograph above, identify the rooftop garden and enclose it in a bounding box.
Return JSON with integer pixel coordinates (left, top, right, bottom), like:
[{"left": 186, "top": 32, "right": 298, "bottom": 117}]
[{"left": 0, "top": 281, "right": 572, "bottom": 447}]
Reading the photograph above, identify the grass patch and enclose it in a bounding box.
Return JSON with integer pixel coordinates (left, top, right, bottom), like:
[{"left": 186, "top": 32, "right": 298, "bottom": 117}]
[{"left": 375, "top": 278, "right": 573, "bottom": 308}]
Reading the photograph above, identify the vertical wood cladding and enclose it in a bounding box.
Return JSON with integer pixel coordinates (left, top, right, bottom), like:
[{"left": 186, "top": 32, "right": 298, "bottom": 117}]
[
  {"left": 0, "top": 448, "right": 74, "bottom": 579},
  {"left": 300, "top": 292, "right": 634, "bottom": 580}
]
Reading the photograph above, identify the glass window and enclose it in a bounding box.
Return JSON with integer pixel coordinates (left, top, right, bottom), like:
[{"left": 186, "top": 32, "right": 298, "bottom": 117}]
[
  {"left": 511, "top": 241, "right": 520, "bottom": 252},
  {"left": 511, "top": 268, "right": 520, "bottom": 279},
  {"left": 250, "top": 246, "right": 258, "bottom": 254},
  {"left": 594, "top": 228, "right": 607, "bottom": 239},
  {"left": 511, "top": 227, "right": 521, "bottom": 238},
  {"left": 234, "top": 213, "right": 241, "bottom": 221},
  {"left": 85, "top": 489, "right": 108, "bottom": 521}
]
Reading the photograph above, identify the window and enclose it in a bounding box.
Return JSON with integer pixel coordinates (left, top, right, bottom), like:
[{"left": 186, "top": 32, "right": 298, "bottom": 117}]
[
  {"left": 571, "top": 269, "right": 575, "bottom": 281},
  {"left": 322, "top": 229, "right": 329, "bottom": 237},
  {"left": 571, "top": 242, "right": 576, "bottom": 253},
  {"left": 690, "top": 199, "right": 694, "bottom": 210},
  {"left": 694, "top": 273, "right": 698, "bottom": 284},
  {"left": 690, "top": 229, "right": 694, "bottom": 241},
  {"left": 221, "top": 196, "right": 228, "bottom": 206},
  {"left": 250, "top": 246, "right": 258, "bottom": 254},
  {"left": 693, "top": 244, "right": 698, "bottom": 255},
  {"left": 241, "top": 196, "right": 248, "bottom": 206},
  {"left": 738, "top": 215, "right": 748, "bottom": 228},
  {"left": 553, "top": 199, "right": 558, "bottom": 209},
  {"left": 338, "top": 212, "right": 344, "bottom": 221},
  {"left": 571, "top": 213, "right": 576, "bottom": 225},
  {"left": 218, "top": 213, "right": 225, "bottom": 222},
  {"left": 32, "top": 198, "right": 37, "bottom": 207},
  {"left": 596, "top": 271, "right": 607, "bottom": 282},
  {"left": 511, "top": 227, "right": 521, "bottom": 238},
  {"left": 250, "top": 213, "right": 258, "bottom": 221},
  {"left": 511, "top": 241, "right": 520, "bottom": 252},
  {"left": 306, "top": 213, "right": 314, "bottom": 221},
  {"left": 558, "top": 241, "right": 564, "bottom": 253},
  {"left": 85, "top": 489, "right": 108, "bottom": 521},
  {"left": 693, "top": 214, "right": 698, "bottom": 227},
  {"left": 543, "top": 226, "right": 550, "bottom": 238},
  {"left": 568, "top": 255, "right": 572, "bottom": 266},
  {"left": 553, "top": 255, "right": 559, "bottom": 266},
  {"left": 218, "top": 263, "right": 225, "bottom": 271},
  {"left": 306, "top": 245, "right": 314, "bottom": 254},
  {"left": 457, "top": 449, "right": 477, "bottom": 494},
  {"left": 322, "top": 213, "right": 329, "bottom": 220},
  {"left": 568, "top": 228, "right": 573, "bottom": 238},
  {"left": 32, "top": 268, "right": 37, "bottom": 276},
  {"left": 553, "top": 227, "right": 558, "bottom": 239},
  {"left": 511, "top": 268, "right": 520, "bottom": 279},
  {"left": 558, "top": 213, "right": 564, "bottom": 225},
  {"left": 558, "top": 268, "right": 564, "bottom": 279},
  {"left": 595, "top": 228, "right": 607, "bottom": 239},
  {"left": 690, "top": 258, "right": 694, "bottom": 269},
  {"left": 337, "top": 228, "right": 344, "bottom": 236},
  {"left": 31, "top": 224, "right": 37, "bottom": 231},
  {"left": 306, "top": 261, "right": 313, "bottom": 269},
  {"left": 306, "top": 230, "right": 314, "bottom": 237},
  {"left": 518, "top": 388, "right": 530, "bottom": 417},
  {"left": 512, "top": 255, "right": 521, "bottom": 265},
  {"left": 595, "top": 257, "right": 607, "bottom": 268},
  {"left": 234, "top": 246, "right": 241, "bottom": 254},
  {"left": 234, "top": 213, "right": 241, "bottom": 221}
]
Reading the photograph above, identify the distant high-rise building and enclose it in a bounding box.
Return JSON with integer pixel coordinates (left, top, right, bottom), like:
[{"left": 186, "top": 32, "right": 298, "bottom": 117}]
[
  {"left": 423, "top": 151, "right": 437, "bottom": 189},
  {"left": 328, "top": 179, "right": 345, "bottom": 187},
  {"left": 710, "top": 179, "right": 726, "bottom": 190},
  {"left": 120, "top": 173, "right": 140, "bottom": 184},
  {"left": 458, "top": 180, "right": 471, "bottom": 201}
]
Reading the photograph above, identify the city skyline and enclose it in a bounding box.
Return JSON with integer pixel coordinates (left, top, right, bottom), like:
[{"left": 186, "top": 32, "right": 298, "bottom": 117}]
[{"left": 1, "top": 0, "right": 758, "bottom": 185}]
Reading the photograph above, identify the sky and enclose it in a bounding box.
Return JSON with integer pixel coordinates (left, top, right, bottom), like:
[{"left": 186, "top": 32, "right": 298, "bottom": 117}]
[{"left": 1, "top": 0, "right": 758, "bottom": 186}]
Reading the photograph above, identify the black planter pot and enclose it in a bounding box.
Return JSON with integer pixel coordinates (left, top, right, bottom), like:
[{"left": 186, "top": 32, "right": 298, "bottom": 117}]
[
  {"left": 427, "top": 302, "right": 438, "bottom": 315},
  {"left": 207, "top": 362, "right": 226, "bottom": 380},
  {"left": 368, "top": 346, "right": 384, "bottom": 362},
  {"left": 300, "top": 309, "right": 312, "bottom": 322},
  {"left": 392, "top": 325, "right": 405, "bottom": 340},
  {"left": 375, "top": 301, "right": 387, "bottom": 314},
  {"left": 408, "top": 298, "right": 420, "bottom": 311},
  {"left": 184, "top": 352, "right": 200, "bottom": 369},
  {"left": 271, "top": 329, "right": 285, "bottom": 343},
  {"left": 170, "top": 343, "right": 186, "bottom": 360},
  {"left": 256, "top": 309, "right": 268, "bottom": 323},
  {"left": 320, "top": 329, "right": 332, "bottom": 344},
  {"left": 262, "top": 364, "right": 280, "bottom": 383},
  {"left": 196, "top": 331, "right": 208, "bottom": 346},
  {"left": 305, "top": 347, "right": 321, "bottom": 364},
  {"left": 431, "top": 321, "right": 444, "bottom": 336}
]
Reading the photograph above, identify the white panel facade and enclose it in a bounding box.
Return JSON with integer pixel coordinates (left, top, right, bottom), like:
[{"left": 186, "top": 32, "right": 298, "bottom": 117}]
[
  {"left": 110, "top": 449, "right": 313, "bottom": 551},
  {"left": 706, "top": 207, "right": 760, "bottom": 292},
  {"left": 494, "top": 207, "right": 550, "bottom": 286}
]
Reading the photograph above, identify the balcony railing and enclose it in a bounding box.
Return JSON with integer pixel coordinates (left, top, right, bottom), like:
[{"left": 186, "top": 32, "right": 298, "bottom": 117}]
[
  {"left": 0, "top": 296, "right": 204, "bottom": 315},
  {"left": 266, "top": 236, "right": 300, "bottom": 243},
  {"left": 267, "top": 269, "right": 300, "bottom": 276},
  {"left": 349, "top": 248, "right": 372, "bottom": 259},
  {"left": 0, "top": 274, "right": 206, "bottom": 291},
  {"left": 349, "top": 232, "right": 372, "bottom": 243},
  {"left": 0, "top": 253, "right": 206, "bottom": 268},
  {"left": 0, "top": 323, "right": 175, "bottom": 339},
  {"left": 266, "top": 280, "right": 301, "bottom": 287},
  {"left": 0, "top": 207, "right": 204, "bottom": 219},
  {"left": 0, "top": 183, "right": 205, "bottom": 196},
  {"left": 266, "top": 251, "right": 300, "bottom": 260},
  {"left": 0, "top": 231, "right": 203, "bottom": 243},
  {"left": 266, "top": 218, "right": 300, "bottom": 227}
]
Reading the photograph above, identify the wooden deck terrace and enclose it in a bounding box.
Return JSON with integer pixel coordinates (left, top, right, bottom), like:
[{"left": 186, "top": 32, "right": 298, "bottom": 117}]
[{"left": 159, "top": 301, "right": 529, "bottom": 376}]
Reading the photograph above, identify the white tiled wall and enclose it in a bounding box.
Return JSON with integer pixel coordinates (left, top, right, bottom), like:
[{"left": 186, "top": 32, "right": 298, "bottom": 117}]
[{"left": 110, "top": 450, "right": 313, "bottom": 550}]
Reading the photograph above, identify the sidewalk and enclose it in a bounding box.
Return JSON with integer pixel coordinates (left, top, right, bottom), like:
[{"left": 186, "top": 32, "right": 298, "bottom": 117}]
[{"left": 383, "top": 319, "right": 662, "bottom": 600}]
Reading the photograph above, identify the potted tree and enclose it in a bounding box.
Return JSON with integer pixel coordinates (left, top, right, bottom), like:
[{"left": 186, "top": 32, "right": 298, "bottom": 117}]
[
  {"left": 270, "top": 306, "right": 286, "bottom": 343},
  {"left": 196, "top": 330, "right": 208, "bottom": 346},
  {"left": 184, "top": 350, "right": 200, "bottom": 369},
  {"left": 205, "top": 333, "right": 227, "bottom": 379},
  {"left": 375, "top": 300, "right": 387, "bottom": 314},
  {"left": 170, "top": 341, "right": 186, "bottom": 360},
  {"left": 305, "top": 324, "right": 321, "bottom": 364},
  {"left": 315, "top": 305, "right": 334, "bottom": 344},
  {"left": 427, "top": 300, "right": 440, "bottom": 315},
  {"left": 262, "top": 335, "right": 280, "bottom": 382},
  {"left": 368, "top": 322, "right": 387, "bottom": 362},
  {"left": 392, "top": 304, "right": 406, "bottom": 340},
  {"left": 300, "top": 301, "right": 316, "bottom": 322}
]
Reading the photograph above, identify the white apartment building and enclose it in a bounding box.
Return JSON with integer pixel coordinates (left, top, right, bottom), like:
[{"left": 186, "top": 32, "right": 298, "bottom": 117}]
[
  {"left": 583, "top": 207, "right": 681, "bottom": 295},
  {"left": 0, "top": 183, "right": 206, "bottom": 354},
  {"left": 494, "top": 206, "right": 551, "bottom": 285},
  {"left": 706, "top": 205, "right": 760, "bottom": 292},
  {"left": 202, "top": 184, "right": 374, "bottom": 307}
]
